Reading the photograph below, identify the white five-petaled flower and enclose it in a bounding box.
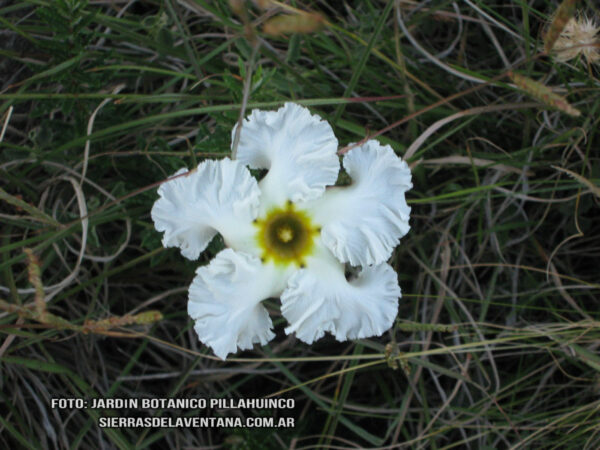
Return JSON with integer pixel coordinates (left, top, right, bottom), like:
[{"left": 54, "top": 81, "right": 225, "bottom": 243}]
[{"left": 151, "top": 103, "right": 412, "bottom": 359}]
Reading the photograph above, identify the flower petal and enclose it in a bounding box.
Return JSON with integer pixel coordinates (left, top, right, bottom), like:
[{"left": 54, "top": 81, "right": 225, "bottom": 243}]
[
  {"left": 306, "top": 140, "right": 412, "bottom": 266},
  {"left": 234, "top": 103, "right": 339, "bottom": 208},
  {"left": 188, "top": 249, "right": 289, "bottom": 359},
  {"left": 151, "top": 159, "right": 260, "bottom": 260},
  {"left": 281, "top": 244, "right": 400, "bottom": 343}
]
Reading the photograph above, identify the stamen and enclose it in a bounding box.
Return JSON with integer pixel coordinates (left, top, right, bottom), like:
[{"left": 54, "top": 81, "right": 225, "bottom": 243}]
[{"left": 277, "top": 226, "right": 294, "bottom": 243}]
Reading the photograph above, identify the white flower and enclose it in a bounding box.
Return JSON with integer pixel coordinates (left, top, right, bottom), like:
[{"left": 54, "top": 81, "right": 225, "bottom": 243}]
[{"left": 151, "top": 103, "right": 412, "bottom": 359}]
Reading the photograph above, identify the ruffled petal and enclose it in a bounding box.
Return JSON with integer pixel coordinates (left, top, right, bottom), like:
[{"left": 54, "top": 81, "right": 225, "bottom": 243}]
[
  {"left": 188, "top": 249, "right": 290, "bottom": 359},
  {"left": 234, "top": 103, "right": 339, "bottom": 208},
  {"left": 281, "top": 244, "right": 400, "bottom": 344},
  {"left": 305, "top": 140, "right": 412, "bottom": 267},
  {"left": 151, "top": 159, "right": 261, "bottom": 260}
]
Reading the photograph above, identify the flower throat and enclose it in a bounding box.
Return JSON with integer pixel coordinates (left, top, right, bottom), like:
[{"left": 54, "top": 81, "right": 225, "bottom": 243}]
[{"left": 254, "top": 201, "right": 319, "bottom": 267}]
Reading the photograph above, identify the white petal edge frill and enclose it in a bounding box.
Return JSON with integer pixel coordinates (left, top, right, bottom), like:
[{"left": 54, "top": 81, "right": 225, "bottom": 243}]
[
  {"left": 233, "top": 103, "right": 340, "bottom": 209},
  {"left": 188, "top": 249, "right": 290, "bottom": 359},
  {"left": 281, "top": 243, "right": 401, "bottom": 344},
  {"left": 305, "top": 140, "right": 412, "bottom": 267},
  {"left": 151, "top": 159, "right": 261, "bottom": 260}
]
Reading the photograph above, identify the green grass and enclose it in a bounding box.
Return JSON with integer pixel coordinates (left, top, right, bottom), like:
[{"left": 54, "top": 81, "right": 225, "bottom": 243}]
[{"left": 1, "top": 0, "right": 599, "bottom": 448}]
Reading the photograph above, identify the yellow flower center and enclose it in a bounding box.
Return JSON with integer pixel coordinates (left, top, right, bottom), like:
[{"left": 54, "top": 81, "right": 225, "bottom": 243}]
[
  {"left": 277, "top": 225, "right": 294, "bottom": 243},
  {"left": 254, "top": 201, "right": 319, "bottom": 267}
]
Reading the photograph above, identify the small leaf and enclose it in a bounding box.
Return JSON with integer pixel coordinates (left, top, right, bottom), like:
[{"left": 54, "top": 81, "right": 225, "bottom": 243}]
[{"left": 157, "top": 27, "right": 174, "bottom": 54}]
